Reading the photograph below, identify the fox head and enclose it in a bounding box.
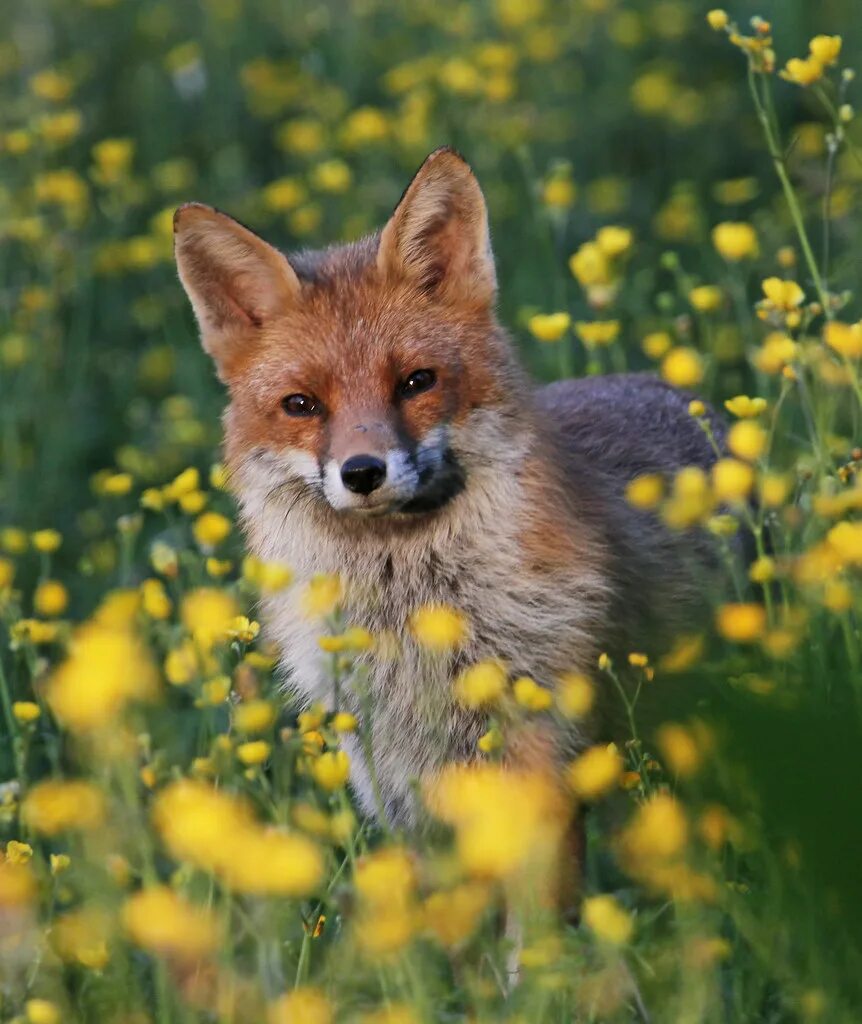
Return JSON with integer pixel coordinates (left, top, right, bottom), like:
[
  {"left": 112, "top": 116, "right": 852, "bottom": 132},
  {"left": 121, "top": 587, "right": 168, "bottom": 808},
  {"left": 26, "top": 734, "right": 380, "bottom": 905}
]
[{"left": 174, "top": 148, "right": 526, "bottom": 523}]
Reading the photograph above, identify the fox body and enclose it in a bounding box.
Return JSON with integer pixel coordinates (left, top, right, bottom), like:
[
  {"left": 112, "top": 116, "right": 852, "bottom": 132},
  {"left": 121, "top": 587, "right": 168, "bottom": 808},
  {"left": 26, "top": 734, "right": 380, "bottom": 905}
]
[{"left": 174, "top": 149, "right": 722, "bottom": 825}]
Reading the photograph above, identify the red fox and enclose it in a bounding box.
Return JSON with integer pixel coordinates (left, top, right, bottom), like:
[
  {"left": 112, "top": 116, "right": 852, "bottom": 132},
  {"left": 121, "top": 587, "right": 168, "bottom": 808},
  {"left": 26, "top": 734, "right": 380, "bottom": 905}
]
[{"left": 174, "top": 148, "right": 722, "bottom": 828}]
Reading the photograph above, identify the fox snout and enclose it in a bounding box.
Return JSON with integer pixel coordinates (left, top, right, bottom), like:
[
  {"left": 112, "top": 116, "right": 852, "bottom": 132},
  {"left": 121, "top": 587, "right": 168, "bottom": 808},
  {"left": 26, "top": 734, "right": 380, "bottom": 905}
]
[{"left": 319, "top": 418, "right": 464, "bottom": 517}]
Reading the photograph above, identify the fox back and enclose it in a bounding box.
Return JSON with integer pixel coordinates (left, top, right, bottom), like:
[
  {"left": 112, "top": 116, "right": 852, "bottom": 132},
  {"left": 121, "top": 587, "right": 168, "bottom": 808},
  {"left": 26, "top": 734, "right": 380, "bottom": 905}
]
[{"left": 174, "top": 149, "right": 722, "bottom": 824}]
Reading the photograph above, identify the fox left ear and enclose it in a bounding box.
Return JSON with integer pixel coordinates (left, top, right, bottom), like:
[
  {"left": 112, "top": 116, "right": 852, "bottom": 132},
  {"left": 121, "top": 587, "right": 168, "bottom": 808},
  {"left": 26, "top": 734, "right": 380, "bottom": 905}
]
[
  {"left": 377, "top": 148, "right": 496, "bottom": 307},
  {"left": 173, "top": 203, "right": 301, "bottom": 375}
]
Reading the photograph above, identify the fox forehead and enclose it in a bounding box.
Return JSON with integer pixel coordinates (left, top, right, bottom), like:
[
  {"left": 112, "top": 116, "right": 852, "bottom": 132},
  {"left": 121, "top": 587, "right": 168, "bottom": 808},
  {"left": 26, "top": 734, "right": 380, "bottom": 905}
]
[{"left": 220, "top": 251, "right": 501, "bottom": 413}]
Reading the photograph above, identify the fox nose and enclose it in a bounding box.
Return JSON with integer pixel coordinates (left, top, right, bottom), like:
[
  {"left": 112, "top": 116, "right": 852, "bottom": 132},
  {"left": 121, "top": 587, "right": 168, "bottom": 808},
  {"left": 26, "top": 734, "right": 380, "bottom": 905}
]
[{"left": 340, "top": 454, "right": 387, "bottom": 495}]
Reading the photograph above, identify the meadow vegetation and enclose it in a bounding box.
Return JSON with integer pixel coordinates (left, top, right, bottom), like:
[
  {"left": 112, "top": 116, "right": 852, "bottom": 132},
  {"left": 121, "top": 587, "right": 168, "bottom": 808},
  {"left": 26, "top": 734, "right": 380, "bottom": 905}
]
[{"left": 2, "top": 1, "right": 862, "bottom": 1021}]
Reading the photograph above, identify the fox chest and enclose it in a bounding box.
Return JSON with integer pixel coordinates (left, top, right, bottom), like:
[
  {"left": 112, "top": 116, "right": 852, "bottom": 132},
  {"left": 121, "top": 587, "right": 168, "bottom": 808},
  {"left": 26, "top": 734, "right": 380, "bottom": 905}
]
[{"left": 265, "top": 542, "right": 599, "bottom": 725}]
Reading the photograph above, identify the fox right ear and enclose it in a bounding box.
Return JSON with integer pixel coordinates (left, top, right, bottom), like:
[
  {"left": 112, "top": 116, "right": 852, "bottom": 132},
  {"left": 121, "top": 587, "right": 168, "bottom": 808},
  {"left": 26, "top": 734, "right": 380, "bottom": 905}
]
[
  {"left": 173, "top": 204, "right": 301, "bottom": 373},
  {"left": 377, "top": 148, "right": 496, "bottom": 307}
]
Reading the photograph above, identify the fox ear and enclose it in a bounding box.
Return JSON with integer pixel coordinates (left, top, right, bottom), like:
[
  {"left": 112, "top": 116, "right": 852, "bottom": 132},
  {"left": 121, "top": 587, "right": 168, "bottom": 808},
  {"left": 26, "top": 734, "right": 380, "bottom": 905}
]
[
  {"left": 377, "top": 148, "right": 496, "bottom": 306},
  {"left": 173, "top": 203, "right": 301, "bottom": 371}
]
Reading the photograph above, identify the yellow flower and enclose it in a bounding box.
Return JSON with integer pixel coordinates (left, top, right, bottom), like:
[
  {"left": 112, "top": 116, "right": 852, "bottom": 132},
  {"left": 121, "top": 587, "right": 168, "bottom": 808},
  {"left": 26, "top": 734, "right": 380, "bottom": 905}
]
[
  {"left": 808, "top": 35, "right": 842, "bottom": 66},
  {"left": 261, "top": 176, "right": 307, "bottom": 211},
  {"left": 311, "top": 159, "right": 352, "bottom": 193},
  {"left": 207, "top": 557, "right": 234, "bottom": 580},
  {"left": 712, "top": 458, "right": 754, "bottom": 502},
  {"left": 555, "top": 673, "right": 595, "bottom": 718},
  {"left": 193, "top": 511, "right": 232, "bottom": 548},
  {"left": 313, "top": 750, "right": 351, "bottom": 791},
  {"left": 689, "top": 285, "right": 723, "bottom": 313},
  {"left": 332, "top": 711, "right": 358, "bottom": 733},
  {"left": 575, "top": 320, "right": 620, "bottom": 347},
  {"left": 31, "top": 529, "right": 62, "bottom": 554},
  {"left": 178, "top": 489, "right": 207, "bottom": 515},
  {"left": 181, "top": 588, "right": 239, "bottom": 650},
  {"left": 728, "top": 421, "right": 767, "bottom": 462},
  {"left": 749, "top": 556, "right": 776, "bottom": 583},
  {"left": 660, "top": 634, "right": 705, "bottom": 672},
  {"left": 656, "top": 723, "right": 703, "bottom": 776},
  {"left": 47, "top": 623, "right": 159, "bottom": 732},
  {"left": 716, "top": 603, "right": 767, "bottom": 642},
  {"left": 298, "top": 704, "right": 327, "bottom": 733},
  {"left": 12, "top": 701, "right": 41, "bottom": 724},
  {"left": 197, "top": 676, "right": 231, "bottom": 706},
  {"left": 6, "top": 840, "right": 33, "bottom": 864},
  {"left": 724, "top": 395, "right": 767, "bottom": 418},
  {"left": 754, "top": 332, "right": 798, "bottom": 374},
  {"left": 124, "top": 886, "right": 218, "bottom": 961},
  {"left": 50, "top": 906, "right": 111, "bottom": 967},
  {"left": 527, "top": 312, "right": 571, "bottom": 343},
  {"left": 567, "top": 744, "right": 623, "bottom": 800},
  {"left": 140, "top": 578, "right": 172, "bottom": 619},
  {"left": 453, "top": 659, "right": 507, "bottom": 708},
  {"left": 824, "top": 321, "right": 862, "bottom": 359},
  {"left": 428, "top": 764, "right": 567, "bottom": 880},
  {"left": 423, "top": 882, "right": 490, "bottom": 948},
  {"left": 301, "top": 574, "right": 342, "bottom": 618},
  {"left": 569, "top": 241, "right": 611, "bottom": 288},
  {"left": 661, "top": 347, "right": 704, "bottom": 388},
  {"left": 706, "top": 9, "right": 729, "bottom": 31},
  {"left": 827, "top": 521, "right": 862, "bottom": 565},
  {"left": 33, "top": 579, "right": 68, "bottom": 617},
  {"left": 583, "top": 894, "right": 633, "bottom": 945},
  {"left": 100, "top": 471, "right": 133, "bottom": 496},
  {"left": 408, "top": 604, "right": 468, "bottom": 650},
  {"left": 340, "top": 106, "right": 389, "bottom": 147},
  {"left": 542, "top": 176, "right": 576, "bottom": 209},
  {"left": 164, "top": 641, "right": 199, "bottom": 686},
  {"left": 225, "top": 829, "right": 324, "bottom": 895},
  {"left": 10, "top": 619, "right": 59, "bottom": 646},
  {"left": 154, "top": 780, "right": 323, "bottom": 895},
  {"left": 512, "top": 676, "right": 553, "bottom": 711},
  {"left": 227, "top": 615, "right": 260, "bottom": 644},
  {"left": 688, "top": 400, "right": 706, "bottom": 418},
  {"left": 642, "top": 331, "right": 673, "bottom": 359},
  {"left": 50, "top": 853, "right": 71, "bottom": 875},
  {"left": 620, "top": 793, "right": 688, "bottom": 862},
  {"left": 625, "top": 473, "right": 664, "bottom": 510},
  {"left": 267, "top": 989, "right": 333, "bottom": 1024},
  {"left": 761, "top": 276, "right": 804, "bottom": 312},
  {"left": 25, "top": 1000, "right": 60, "bottom": 1024},
  {"left": 1, "top": 527, "right": 28, "bottom": 554},
  {"left": 243, "top": 555, "right": 294, "bottom": 592},
  {"left": 234, "top": 700, "right": 276, "bottom": 734},
  {"left": 23, "top": 780, "right": 106, "bottom": 835},
  {"left": 163, "top": 466, "right": 200, "bottom": 502},
  {"left": 140, "top": 487, "right": 165, "bottom": 511},
  {"left": 595, "top": 225, "right": 633, "bottom": 257},
  {"left": 0, "top": 857, "right": 37, "bottom": 908},
  {"left": 780, "top": 57, "right": 824, "bottom": 87},
  {"left": 237, "top": 740, "right": 271, "bottom": 766},
  {"left": 30, "top": 68, "right": 75, "bottom": 101},
  {"left": 478, "top": 727, "right": 503, "bottom": 753},
  {"left": 712, "top": 222, "right": 758, "bottom": 261},
  {"left": 759, "top": 474, "right": 790, "bottom": 508},
  {"left": 0, "top": 557, "right": 15, "bottom": 591}
]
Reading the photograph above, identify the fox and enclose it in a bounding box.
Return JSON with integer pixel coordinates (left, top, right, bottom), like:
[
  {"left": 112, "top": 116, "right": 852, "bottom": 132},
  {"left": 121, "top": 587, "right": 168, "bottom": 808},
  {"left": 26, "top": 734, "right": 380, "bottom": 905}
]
[{"left": 173, "top": 147, "right": 724, "bottom": 832}]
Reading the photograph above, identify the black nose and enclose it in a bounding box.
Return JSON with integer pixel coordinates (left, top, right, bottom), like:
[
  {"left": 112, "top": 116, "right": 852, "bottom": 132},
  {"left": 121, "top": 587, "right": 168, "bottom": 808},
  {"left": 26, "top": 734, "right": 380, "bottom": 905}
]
[{"left": 340, "top": 454, "right": 387, "bottom": 495}]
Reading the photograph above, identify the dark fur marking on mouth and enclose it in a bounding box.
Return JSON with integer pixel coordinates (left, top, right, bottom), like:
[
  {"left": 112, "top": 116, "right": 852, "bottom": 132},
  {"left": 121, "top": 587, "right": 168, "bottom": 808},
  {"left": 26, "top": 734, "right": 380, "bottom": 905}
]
[
  {"left": 400, "top": 449, "right": 466, "bottom": 514},
  {"left": 381, "top": 555, "right": 394, "bottom": 583}
]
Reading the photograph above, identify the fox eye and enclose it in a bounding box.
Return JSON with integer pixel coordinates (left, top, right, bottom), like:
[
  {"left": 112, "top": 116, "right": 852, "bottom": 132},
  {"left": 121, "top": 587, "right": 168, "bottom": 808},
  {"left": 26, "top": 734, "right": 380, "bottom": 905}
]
[
  {"left": 398, "top": 368, "right": 436, "bottom": 400},
  {"left": 281, "top": 394, "right": 322, "bottom": 417}
]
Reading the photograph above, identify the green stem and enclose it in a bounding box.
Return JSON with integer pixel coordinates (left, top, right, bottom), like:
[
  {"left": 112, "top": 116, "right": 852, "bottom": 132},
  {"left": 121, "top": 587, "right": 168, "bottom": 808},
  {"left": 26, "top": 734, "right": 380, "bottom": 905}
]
[{"left": 748, "top": 68, "right": 832, "bottom": 317}]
